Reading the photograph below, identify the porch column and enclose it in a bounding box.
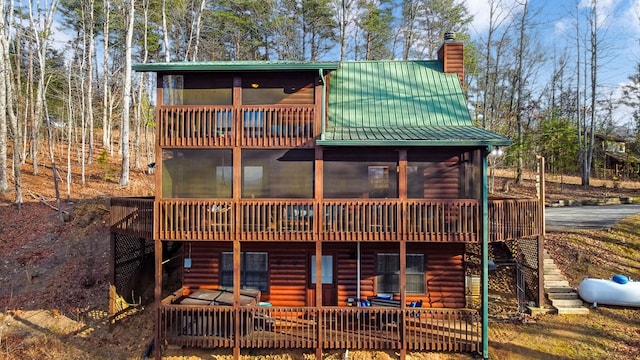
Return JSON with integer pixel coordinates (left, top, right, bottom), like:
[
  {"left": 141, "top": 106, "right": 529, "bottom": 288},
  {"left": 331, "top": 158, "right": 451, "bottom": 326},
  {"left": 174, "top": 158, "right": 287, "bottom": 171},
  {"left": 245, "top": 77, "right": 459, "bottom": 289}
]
[
  {"left": 315, "top": 242, "right": 323, "bottom": 359},
  {"left": 537, "top": 156, "right": 546, "bottom": 307},
  {"left": 233, "top": 76, "right": 241, "bottom": 144},
  {"left": 233, "top": 240, "right": 241, "bottom": 360},
  {"left": 153, "top": 237, "right": 162, "bottom": 360},
  {"left": 398, "top": 150, "right": 407, "bottom": 237},
  {"left": 399, "top": 149, "right": 408, "bottom": 359},
  {"left": 481, "top": 148, "right": 489, "bottom": 359},
  {"left": 399, "top": 240, "right": 407, "bottom": 359}
]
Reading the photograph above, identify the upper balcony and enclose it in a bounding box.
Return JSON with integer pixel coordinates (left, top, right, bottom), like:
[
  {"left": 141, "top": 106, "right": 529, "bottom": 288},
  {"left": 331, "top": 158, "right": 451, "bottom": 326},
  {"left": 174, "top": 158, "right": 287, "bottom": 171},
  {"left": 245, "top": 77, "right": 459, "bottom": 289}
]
[
  {"left": 110, "top": 197, "right": 543, "bottom": 243},
  {"left": 158, "top": 105, "right": 317, "bottom": 148}
]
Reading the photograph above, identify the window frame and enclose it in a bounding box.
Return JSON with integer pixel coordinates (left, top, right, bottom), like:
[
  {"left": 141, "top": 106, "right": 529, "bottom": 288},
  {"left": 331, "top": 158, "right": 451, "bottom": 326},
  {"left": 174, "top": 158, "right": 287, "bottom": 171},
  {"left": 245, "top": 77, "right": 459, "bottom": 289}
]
[
  {"left": 376, "top": 253, "right": 425, "bottom": 295},
  {"left": 220, "top": 252, "right": 269, "bottom": 292}
]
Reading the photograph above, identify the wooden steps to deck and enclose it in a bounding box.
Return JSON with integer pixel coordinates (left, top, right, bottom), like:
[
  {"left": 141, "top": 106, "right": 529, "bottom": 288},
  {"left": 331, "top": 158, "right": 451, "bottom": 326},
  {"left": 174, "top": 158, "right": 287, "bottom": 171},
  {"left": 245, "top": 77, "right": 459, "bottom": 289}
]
[{"left": 543, "top": 251, "right": 590, "bottom": 315}]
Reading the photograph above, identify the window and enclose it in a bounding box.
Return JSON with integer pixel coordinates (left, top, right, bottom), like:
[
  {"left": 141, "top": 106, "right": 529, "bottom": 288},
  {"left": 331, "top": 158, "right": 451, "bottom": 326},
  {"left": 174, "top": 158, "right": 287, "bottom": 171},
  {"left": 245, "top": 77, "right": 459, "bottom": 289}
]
[
  {"left": 162, "top": 149, "right": 232, "bottom": 198},
  {"left": 368, "top": 166, "right": 389, "bottom": 198},
  {"left": 220, "top": 252, "right": 269, "bottom": 292},
  {"left": 310, "top": 255, "right": 333, "bottom": 284},
  {"left": 242, "top": 73, "right": 315, "bottom": 105},
  {"left": 162, "top": 73, "right": 232, "bottom": 105},
  {"left": 242, "top": 149, "right": 314, "bottom": 198},
  {"left": 242, "top": 166, "right": 264, "bottom": 198},
  {"left": 324, "top": 149, "right": 398, "bottom": 198},
  {"left": 376, "top": 253, "right": 425, "bottom": 294},
  {"left": 162, "top": 75, "right": 183, "bottom": 105}
]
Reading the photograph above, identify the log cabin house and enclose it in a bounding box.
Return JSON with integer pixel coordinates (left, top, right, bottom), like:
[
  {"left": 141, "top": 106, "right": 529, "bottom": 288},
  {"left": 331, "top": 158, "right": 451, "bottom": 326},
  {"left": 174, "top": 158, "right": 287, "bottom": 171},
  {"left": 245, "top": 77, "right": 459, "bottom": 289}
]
[{"left": 110, "top": 37, "right": 546, "bottom": 360}]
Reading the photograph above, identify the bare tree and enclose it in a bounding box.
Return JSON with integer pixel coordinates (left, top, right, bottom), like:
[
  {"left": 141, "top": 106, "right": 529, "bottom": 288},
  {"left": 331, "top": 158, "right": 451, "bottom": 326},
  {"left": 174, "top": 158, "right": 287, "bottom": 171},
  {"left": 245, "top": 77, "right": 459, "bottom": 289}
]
[
  {"left": 86, "top": 0, "right": 95, "bottom": 164},
  {"left": 119, "top": 0, "right": 135, "bottom": 187},
  {"left": 102, "top": 0, "right": 112, "bottom": 152},
  {"left": 0, "top": 0, "right": 8, "bottom": 192},
  {"left": 185, "top": 0, "right": 206, "bottom": 61},
  {"left": 513, "top": 0, "right": 529, "bottom": 184},
  {"left": 162, "top": 0, "right": 171, "bottom": 61},
  {"left": 578, "top": 0, "right": 610, "bottom": 186},
  {"left": 2, "top": 0, "right": 22, "bottom": 205},
  {"left": 478, "top": 0, "right": 514, "bottom": 130},
  {"left": 335, "top": 0, "right": 357, "bottom": 60},
  {"left": 27, "top": 0, "right": 59, "bottom": 176},
  {"left": 66, "top": 65, "right": 74, "bottom": 200}
]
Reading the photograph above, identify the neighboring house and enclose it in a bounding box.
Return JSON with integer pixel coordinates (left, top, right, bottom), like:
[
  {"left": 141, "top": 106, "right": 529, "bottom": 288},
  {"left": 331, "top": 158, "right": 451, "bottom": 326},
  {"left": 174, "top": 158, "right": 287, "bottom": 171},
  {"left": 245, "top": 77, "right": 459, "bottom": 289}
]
[
  {"left": 110, "top": 36, "right": 545, "bottom": 360},
  {"left": 594, "top": 133, "right": 639, "bottom": 180}
]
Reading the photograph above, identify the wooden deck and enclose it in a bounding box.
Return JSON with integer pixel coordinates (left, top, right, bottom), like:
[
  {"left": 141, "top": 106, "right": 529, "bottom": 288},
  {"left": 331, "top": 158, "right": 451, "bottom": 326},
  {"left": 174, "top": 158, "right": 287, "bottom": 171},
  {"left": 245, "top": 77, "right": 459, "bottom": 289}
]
[
  {"left": 159, "top": 301, "right": 480, "bottom": 352},
  {"left": 111, "top": 197, "right": 542, "bottom": 243},
  {"left": 158, "top": 105, "right": 317, "bottom": 148}
]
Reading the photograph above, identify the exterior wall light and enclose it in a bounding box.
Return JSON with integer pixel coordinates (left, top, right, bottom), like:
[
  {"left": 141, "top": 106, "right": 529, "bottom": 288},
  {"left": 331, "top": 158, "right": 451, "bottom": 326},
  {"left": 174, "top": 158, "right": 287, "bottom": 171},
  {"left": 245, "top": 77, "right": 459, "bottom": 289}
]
[{"left": 490, "top": 147, "right": 504, "bottom": 157}]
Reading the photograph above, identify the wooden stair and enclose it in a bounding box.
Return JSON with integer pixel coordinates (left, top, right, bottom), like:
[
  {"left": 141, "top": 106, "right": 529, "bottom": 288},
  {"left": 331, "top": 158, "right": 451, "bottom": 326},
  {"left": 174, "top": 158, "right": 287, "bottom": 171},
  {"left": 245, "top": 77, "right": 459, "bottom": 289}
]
[{"left": 543, "top": 251, "right": 590, "bottom": 315}]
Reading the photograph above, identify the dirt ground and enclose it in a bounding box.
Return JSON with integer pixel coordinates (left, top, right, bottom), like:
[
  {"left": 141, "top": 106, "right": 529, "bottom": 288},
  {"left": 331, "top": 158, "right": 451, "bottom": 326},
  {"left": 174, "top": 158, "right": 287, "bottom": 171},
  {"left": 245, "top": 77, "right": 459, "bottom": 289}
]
[{"left": 1, "top": 160, "right": 639, "bottom": 359}]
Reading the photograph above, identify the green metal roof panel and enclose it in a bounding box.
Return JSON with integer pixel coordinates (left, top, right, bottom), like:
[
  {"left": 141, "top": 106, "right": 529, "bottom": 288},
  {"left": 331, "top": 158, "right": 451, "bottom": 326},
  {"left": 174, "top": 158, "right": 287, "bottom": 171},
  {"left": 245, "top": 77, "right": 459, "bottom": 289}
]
[
  {"left": 328, "top": 61, "right": 471, "bottom": 128},
  {"left": 317, "top": 126, "right": 512, "bottom": 147},
  {"left": 324, "top": 60, "right": 511, "bottom": 146},
  {"left": 133, "top": 61, "right": 339, "bottom": 72}
]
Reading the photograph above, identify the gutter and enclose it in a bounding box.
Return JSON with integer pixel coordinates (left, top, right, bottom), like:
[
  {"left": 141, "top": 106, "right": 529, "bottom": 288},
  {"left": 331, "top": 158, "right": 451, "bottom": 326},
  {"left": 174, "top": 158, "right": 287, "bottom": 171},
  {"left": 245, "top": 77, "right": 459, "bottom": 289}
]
[{"left": 482, "top": 146, "right": 490, "bottom": 360}]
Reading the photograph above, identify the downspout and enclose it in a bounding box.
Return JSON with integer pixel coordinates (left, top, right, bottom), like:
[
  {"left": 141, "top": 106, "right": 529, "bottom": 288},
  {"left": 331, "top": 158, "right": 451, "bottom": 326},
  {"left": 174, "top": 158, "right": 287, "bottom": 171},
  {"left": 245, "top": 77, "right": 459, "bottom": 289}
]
[
  {"left": 482, "top": 146, "right": 490, "bottom": 360},
  {"left": 319, "top": 68, "right": 326, "bottom": 141}
]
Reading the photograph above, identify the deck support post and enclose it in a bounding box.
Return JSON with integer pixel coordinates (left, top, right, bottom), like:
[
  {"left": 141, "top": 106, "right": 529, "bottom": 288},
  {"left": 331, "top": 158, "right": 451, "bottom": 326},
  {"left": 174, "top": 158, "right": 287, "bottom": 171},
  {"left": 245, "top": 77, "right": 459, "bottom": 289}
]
[
  {"left": 481, "top": 148, "right": 489, "bottom": 359},
  {"left": 233, "top": 240, "right": 241, "bottom": 360},
  {"left": 315, "top": 241, "right": 323, "bottom": 359},
  {"left": 399, "top": 240, "right": 406, "bottom": 359},
  {"left": 153, "top": 233, "right": 163, "bottom": 360},
  {"left": 537, "top": 156, "right": 546, "bottom": 307}
]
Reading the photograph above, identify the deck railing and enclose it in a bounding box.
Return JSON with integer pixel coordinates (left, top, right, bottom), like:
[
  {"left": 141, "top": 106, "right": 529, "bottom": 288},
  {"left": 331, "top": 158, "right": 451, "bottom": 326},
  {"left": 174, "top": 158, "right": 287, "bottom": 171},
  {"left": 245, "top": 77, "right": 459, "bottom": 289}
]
[
  {"left": 239, "top": 199, "right": 315, "bottom": 241},
  {"left": 157, "top": 199, "right": 234, "bottom": 240},
  {"left": 153, "top": 199, "right": 482, "bottom": 242},
  {"left": 157, "top": 105, "right": 315, "bottom": 148},
  {"left": 110, "top": 197, "right": 154, "bottom": 238},
  {"left": 159, "top": 303, "right": 479, "bottom": 352},
  {"left": 405, "top": 200, "right": 479, "bottom": 242},
  {"left": 112, "top": 197, "right": 542, "bottom": 243},
  {"left": 322, "top": 200, "right": 400, "bottom": 241},
  {"left": 489, "top": 198, "right": 543, "bottom": 242}
]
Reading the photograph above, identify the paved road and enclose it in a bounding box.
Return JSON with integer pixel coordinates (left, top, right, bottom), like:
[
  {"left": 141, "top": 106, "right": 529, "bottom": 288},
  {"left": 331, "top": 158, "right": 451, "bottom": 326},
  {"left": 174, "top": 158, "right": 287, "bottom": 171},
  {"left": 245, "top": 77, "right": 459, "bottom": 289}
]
[{"left": 545, "top": 204, "right": 640, "bottom": 231}]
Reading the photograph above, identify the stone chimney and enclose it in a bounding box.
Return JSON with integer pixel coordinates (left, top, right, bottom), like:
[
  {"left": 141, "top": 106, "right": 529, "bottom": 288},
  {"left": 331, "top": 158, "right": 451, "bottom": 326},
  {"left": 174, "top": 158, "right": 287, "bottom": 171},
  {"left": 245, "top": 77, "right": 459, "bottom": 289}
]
[{"left": 437, "top": 32, "right": 464, "bottom": 86}]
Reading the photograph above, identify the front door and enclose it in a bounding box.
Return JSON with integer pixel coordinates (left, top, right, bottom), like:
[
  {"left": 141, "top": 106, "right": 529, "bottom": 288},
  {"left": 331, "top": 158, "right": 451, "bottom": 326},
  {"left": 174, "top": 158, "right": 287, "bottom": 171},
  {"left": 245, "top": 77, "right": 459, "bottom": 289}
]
[{"left": 309, "top": 254, "right": 337, "bottom": 306}]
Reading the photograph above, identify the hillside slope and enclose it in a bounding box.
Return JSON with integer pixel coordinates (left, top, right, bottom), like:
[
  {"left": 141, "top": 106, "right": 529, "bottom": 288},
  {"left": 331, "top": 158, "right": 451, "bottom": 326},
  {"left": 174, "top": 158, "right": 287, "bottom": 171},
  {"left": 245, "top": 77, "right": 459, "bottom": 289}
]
[{"left": 1, "top": 164, "right": 639, "bottom": 359}]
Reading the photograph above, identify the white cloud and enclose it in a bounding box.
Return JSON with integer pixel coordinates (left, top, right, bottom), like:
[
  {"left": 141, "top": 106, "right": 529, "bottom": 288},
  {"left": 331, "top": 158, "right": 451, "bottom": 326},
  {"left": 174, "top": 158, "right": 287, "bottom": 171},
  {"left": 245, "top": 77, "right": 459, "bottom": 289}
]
[
  {"left": 623, "top": 0, "right": 640, "bottom": 35},
  {"left": 466, "top": 0, "right": 519, "bottom": 35},
  {"left": 554, "top": 18, "right": 572, "bottom": 36}
]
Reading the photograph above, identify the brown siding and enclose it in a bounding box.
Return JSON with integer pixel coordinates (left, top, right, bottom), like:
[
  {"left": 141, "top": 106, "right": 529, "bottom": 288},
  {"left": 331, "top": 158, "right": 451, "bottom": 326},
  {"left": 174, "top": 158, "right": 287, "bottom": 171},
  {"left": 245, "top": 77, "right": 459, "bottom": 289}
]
[
  {"left": 267, "top": 249, "right": 309, "bottom": 306},
  {"left": 330, "top": 243, "right": 465, "bottom": 308},
  {"left": 180, "top": 242, "right": 465, "bottom": 308},
  {"left": 182, "top": 242, "right": 225, "bottom": 289},
  {"left": 424, "top": 243, "right": 465, "bottom": 308},
  {"left": 422, "top": 158, "right": 461, "bottom": 199}
]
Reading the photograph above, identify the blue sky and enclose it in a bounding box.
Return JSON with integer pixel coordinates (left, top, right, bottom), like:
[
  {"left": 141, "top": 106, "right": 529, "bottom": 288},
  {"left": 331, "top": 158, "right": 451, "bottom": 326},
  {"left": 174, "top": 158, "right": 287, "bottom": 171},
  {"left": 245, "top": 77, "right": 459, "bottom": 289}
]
[{"left": 467, "top": 0, "right": 640, "bottom": 126}]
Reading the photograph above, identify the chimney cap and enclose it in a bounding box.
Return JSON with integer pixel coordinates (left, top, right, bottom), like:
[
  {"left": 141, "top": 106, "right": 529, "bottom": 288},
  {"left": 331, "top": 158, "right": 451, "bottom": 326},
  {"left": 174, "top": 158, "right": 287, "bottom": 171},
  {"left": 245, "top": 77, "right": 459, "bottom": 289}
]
[{"left": 444, "top": 32, "right": 455, "bottom": 42}]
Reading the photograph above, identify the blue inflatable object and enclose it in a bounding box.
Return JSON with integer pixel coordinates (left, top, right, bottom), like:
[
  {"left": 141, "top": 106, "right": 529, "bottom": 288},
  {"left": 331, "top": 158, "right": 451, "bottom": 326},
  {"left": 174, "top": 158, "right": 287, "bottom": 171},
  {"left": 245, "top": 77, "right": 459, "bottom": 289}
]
[{"left": 612, "top": 274, "right": 629, "bottom": 284}]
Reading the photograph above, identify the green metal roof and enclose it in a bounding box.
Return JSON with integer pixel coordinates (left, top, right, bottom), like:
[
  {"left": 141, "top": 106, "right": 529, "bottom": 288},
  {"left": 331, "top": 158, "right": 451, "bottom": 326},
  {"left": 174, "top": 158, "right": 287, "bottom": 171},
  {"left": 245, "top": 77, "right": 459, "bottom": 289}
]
[
  {"left": 318, "top": 126, "right": 511, "bottom": 146},
  {"left": 133, "top": 60, "right": 339, "bottom": 72},
  {"left": 320, "top": 60, "right": 510, "bottom": 147}
]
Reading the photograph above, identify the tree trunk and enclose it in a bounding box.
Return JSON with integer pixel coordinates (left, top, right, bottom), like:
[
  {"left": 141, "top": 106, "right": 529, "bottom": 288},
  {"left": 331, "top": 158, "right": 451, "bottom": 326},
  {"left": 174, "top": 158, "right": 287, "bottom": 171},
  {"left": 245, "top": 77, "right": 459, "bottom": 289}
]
[
  {"left": 514, "top": 0, "right": 528, "bottom": 185},
  {"left": 162, "top": 0, "right": 171, "bottom": 61},
  {"left": 0, "top": 0, "right": 7, "bottom": 192},
  {"left": 119, "top": 0, "right": 135, "bottom": 187}
]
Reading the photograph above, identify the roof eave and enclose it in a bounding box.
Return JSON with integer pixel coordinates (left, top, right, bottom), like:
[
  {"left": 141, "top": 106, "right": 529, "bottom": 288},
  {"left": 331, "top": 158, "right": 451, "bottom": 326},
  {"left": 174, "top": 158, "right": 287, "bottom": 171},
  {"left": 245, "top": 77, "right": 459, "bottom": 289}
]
[
  {"left": 132, "top": 62, "right": 340, "bottom": 72},
  {"left": 316, "top": 139, "right": 513, "bottom": 147}
]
